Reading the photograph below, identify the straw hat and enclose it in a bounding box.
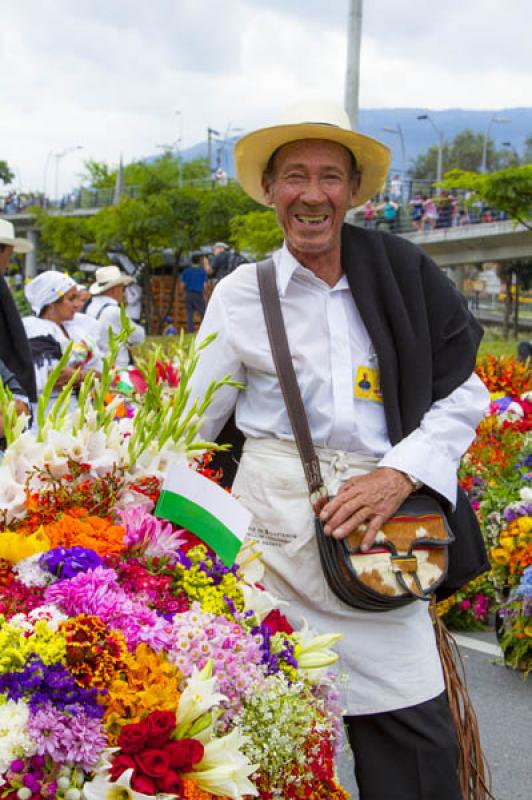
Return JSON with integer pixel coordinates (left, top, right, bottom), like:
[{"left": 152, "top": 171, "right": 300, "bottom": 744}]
[
  {"left": 89, "top": 265, "right": 134, "bottom": 295},
  {"left": 0, "top": 219, "right": 33, "bottom": 254},
  {"left": 234, "top": 100, "right": 391, "bottom": 208}
]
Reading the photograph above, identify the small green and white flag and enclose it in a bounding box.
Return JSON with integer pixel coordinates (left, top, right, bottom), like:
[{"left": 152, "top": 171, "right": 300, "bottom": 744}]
[{"left": 155, "top": 463, "right": 252, "bottom": 567}]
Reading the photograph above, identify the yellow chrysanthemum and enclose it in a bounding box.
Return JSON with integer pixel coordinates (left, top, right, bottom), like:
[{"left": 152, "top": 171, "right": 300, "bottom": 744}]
[
  {"left": 491, "top": 547, "right": 510, "bottom": 565},
  {"left": 500, "top": 536, "right": 516, "bottom": 552}
]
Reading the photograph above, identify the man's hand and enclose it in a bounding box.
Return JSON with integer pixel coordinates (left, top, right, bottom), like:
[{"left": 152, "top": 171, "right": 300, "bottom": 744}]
[{"left": 318, "top": 468, "right": 415, "bottom": 552}]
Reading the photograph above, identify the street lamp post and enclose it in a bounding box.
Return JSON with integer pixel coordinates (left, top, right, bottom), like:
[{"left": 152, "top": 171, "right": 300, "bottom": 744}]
[
  {"left": 53, "top": 145, "right": 83, "bottom": 202},
  {"left": 381, "top": 124, "right": 406, "bottom": 173},
  {"left": 221, "top": 124, "right": 244, "bottom": 173},
  {"left": 207, "top": 128, "right": 221, "bottom": 187},
  {"left": 416, "top": 114, "right": 444, "bottom": 195},
  {"left": 481, "top": 114, "right": 511, "bottom": 173}
]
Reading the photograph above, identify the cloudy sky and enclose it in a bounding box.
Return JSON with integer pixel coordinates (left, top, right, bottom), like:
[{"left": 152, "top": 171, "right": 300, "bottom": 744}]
[{"left": 1, "top": 0, "right": 530, "bottom": 195}]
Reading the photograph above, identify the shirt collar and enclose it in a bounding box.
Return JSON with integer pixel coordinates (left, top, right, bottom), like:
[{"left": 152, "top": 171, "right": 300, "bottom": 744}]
[{"left": 273, "top": 242, "right": 349, "bottom": 296}]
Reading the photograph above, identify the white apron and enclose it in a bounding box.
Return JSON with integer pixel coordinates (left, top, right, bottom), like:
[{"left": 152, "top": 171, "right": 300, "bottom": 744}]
[{"left": 233, "top": 437, "right": 444, "bottom": 715}]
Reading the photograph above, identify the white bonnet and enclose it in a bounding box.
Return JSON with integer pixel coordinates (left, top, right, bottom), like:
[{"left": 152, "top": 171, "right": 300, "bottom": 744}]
[{"left": 24, "top": 271, "right": 77, "bottom": 315}]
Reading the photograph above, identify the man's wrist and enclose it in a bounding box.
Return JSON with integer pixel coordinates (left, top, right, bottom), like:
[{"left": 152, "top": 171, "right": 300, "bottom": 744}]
[{"left": 402, "top": 472, "right": 424, "bottom": 491}]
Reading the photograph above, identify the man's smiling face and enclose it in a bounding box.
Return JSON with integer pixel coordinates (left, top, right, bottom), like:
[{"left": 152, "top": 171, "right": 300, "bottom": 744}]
[{"left": 262, "top": 139, "right": 359, "bottom": 265}]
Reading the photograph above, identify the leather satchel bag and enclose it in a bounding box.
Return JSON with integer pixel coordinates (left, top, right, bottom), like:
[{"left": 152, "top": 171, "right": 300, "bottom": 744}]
[{"left": 257, "top": 258, "right": 453, "bottom": 612}]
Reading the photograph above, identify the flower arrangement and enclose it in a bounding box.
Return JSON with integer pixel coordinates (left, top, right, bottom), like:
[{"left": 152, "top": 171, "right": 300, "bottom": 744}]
[
  {"left": 436, "top": 574, "right": 495, "bottom": 630},
  {"left": 0, "top": 336, "right": 349, "bottom": 799},
  {"left": 448, "top": 356, "right": 532, "bottom": 668}
]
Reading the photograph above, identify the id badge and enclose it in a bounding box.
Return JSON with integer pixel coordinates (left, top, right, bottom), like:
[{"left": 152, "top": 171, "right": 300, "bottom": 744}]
[{"left": 354, "top": 365, "right": 383, "bottom": 403}]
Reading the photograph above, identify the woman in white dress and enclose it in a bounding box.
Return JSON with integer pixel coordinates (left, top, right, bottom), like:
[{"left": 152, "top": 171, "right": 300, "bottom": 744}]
[{"left": 23, "top": 273, "right": 102, "bottom": 424}]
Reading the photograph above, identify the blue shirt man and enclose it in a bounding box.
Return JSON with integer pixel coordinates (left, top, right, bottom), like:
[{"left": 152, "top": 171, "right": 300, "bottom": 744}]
[{"left": 180, "top": 255, "right": 207, "bottom": 332}]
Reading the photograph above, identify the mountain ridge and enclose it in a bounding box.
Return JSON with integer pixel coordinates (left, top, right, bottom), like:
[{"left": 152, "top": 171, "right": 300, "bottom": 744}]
[{"left": 173, "top": 107, "right": 532, "bottom": 177}]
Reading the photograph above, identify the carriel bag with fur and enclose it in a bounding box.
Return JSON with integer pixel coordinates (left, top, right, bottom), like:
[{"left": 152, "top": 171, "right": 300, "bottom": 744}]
[{"left": 257, "top": 258, "right": 453, "bottom": 611}]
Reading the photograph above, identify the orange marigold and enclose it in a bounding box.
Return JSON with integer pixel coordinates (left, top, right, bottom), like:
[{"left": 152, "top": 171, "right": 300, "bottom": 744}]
[
  {"left": 43, "top": 513, "right": 125, "bottom": 556},
  {"left": 181, "top": 778, "right": 224, "bottom": 800}
]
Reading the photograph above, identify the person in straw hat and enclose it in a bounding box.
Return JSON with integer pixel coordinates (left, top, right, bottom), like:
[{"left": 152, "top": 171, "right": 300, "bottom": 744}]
[
  {"left": 85, "top": 265, "right": 145, "bottom": 368},
  {"left": 188, "top": 100, "right": 490, "bottom": 798}
]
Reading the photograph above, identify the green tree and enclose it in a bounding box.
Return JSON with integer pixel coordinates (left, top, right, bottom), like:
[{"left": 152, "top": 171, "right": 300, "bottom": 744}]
[
  {"left": 81, "top": 154, "right": 210, "bottom": 195},
  {"left": 0, "top": 160, "right": 15, "bottom": 185},
  {"left": 231, "top": 210, "right": 283, "bottom": 259},
  {"left": 33, "top": 209, "right": 95, "bottom": 270},
  {"left": 410, "top": 129, "right": 515, "bottom": 180},
  {"left": 439, "top": 165, "right": 532, "bottom": 230},
  {"left": 90, "top": 187, "right": 211, "bottom": 333},
  {"left": 496, "top": 259, "right": 532, "bottom": 339},
  {"left": 197, "top": 184, "right": 261, "bottom": 245},
  {"left": 523, "top": 135, "right": 532, "bottom": 165}
]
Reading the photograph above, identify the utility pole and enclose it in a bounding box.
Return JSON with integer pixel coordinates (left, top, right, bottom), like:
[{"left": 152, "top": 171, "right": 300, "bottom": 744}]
[
  {"left": 207, "top": 127, "right": 220, "bottom": 188},
  {"left": 345, "top": 0, "right": 363, "bottom": 129}
]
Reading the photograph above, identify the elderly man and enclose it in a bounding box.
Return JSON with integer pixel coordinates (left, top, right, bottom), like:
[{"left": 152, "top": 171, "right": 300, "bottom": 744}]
[
  {"left": 0, "top": 220, "right": 35, "bottom": 441},
  {"left": 189, "top": 102, "right": 490, "bottom": 800},
  {"left": 85, "top": 265, "right": 145, "bottom": 368}
]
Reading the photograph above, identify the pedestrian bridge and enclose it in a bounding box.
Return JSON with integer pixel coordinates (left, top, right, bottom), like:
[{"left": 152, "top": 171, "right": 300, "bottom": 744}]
[
  {"left": 7, "top": 210, "right": 532, "bottom": 277},
  {"left": 400, "top": 219, "right": 532, "bottom": 268}
]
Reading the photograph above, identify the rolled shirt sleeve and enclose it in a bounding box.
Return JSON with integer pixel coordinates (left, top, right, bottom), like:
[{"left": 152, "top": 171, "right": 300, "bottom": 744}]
[{"left": 378, "top": 372, "right": 490, "bottom": 507}]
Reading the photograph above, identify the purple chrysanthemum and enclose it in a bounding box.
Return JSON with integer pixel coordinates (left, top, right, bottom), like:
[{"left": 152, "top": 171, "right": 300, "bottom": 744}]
[{"left": 28, "top": 702, "right": 106, "bottom": 769}]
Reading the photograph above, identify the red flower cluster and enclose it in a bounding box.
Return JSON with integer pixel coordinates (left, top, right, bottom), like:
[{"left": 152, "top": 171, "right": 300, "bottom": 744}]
[
  {"left": 108, "top": 559, "right": 186, "bottom": 615},
  {"left": 113, "top": 710, "right": 204, "bottom": 796},
  {"left": 155, "top": 360, "right": 180, "bottom": 387},
  {"left": 0, "top": 578, "right": 45, "bottom": 618},
  {"left": 263, "top": 609, "right": 294, "bottom": 636}
]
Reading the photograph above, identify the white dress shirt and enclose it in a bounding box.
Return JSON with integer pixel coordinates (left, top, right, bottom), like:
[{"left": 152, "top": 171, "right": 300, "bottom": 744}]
[
  {"left": 85, "top": 295, "right": 145, "bottom": 368},
  {"left": 191, "top": 244, "right": 490, "bottom": 506}
]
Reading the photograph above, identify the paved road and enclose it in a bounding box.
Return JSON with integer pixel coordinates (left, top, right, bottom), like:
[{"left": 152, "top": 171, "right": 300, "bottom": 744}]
[{"left": 337, "top": 630, "right": 531, "bottom": 799}]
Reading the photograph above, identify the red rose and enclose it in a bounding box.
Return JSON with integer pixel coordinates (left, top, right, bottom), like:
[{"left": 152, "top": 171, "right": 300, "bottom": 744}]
[
  {"left": 118, "top": 719, "right": 150, "bottom": 754},
  {"left": 166, "top": 739, "right": 204, "bottom": 772},
  {"left": 130, "top": 773, "right": 156, "bottom": 795},
  {"left": 263, "top": 609, "right": 294, "bottom": 635},
  {"left": 146, "top": 710, "right": 176, "bottom": 748},
  {"left": 110, "top": 754, "right": 136, "bottom": 781},
  {"left": 157, "top": 770, "right": 184, "bottom": 794},
  {"left": 134, "top": 749, "right": 170, "bottom": 779}
]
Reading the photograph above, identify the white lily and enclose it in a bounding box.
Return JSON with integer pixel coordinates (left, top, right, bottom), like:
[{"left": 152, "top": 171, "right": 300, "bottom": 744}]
[
  {"left": 292, "top": 618, "right": 343, "bottom": 674},
  {"left": 175, "top": 660, "right": 226, "bottom": 734},
  {"left": 82, "top": 768, "right": 173, "bottom": 800},
  {"left": 234, "top": 540, "right": 264, "bottom": 584},
  {"left": 185, "top": 728, "right": 258, "bottom": 798},
  {"left": 239, "top": 583, "right": 288, "bottom": 622}
]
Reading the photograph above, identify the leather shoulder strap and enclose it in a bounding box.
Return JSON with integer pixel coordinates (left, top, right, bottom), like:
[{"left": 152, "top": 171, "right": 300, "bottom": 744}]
[{"left": 256, "top": 258, "right": 325, "bottom": 500}]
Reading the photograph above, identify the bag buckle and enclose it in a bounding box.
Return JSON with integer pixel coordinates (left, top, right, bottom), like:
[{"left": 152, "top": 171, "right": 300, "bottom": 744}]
[
  {"left": 310, "top": 484, "right": 328, "bottom": 507},
  {"left": 391, "top": 555, "right": 418, "bottom": 574}
]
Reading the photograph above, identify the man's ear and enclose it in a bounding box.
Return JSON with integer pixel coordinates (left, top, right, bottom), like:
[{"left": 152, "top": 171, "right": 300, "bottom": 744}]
[
  {"left": 261, "top": 173, "right": 274, "bottom": 206},
  {"left": 350, "top": 173, "right": 362, "bottom": 206}
]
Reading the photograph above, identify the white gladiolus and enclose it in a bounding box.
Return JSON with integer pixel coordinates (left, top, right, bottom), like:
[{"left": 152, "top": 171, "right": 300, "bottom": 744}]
[{"left": 0, "top": 466, "right": 26, "bottom": 523}]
